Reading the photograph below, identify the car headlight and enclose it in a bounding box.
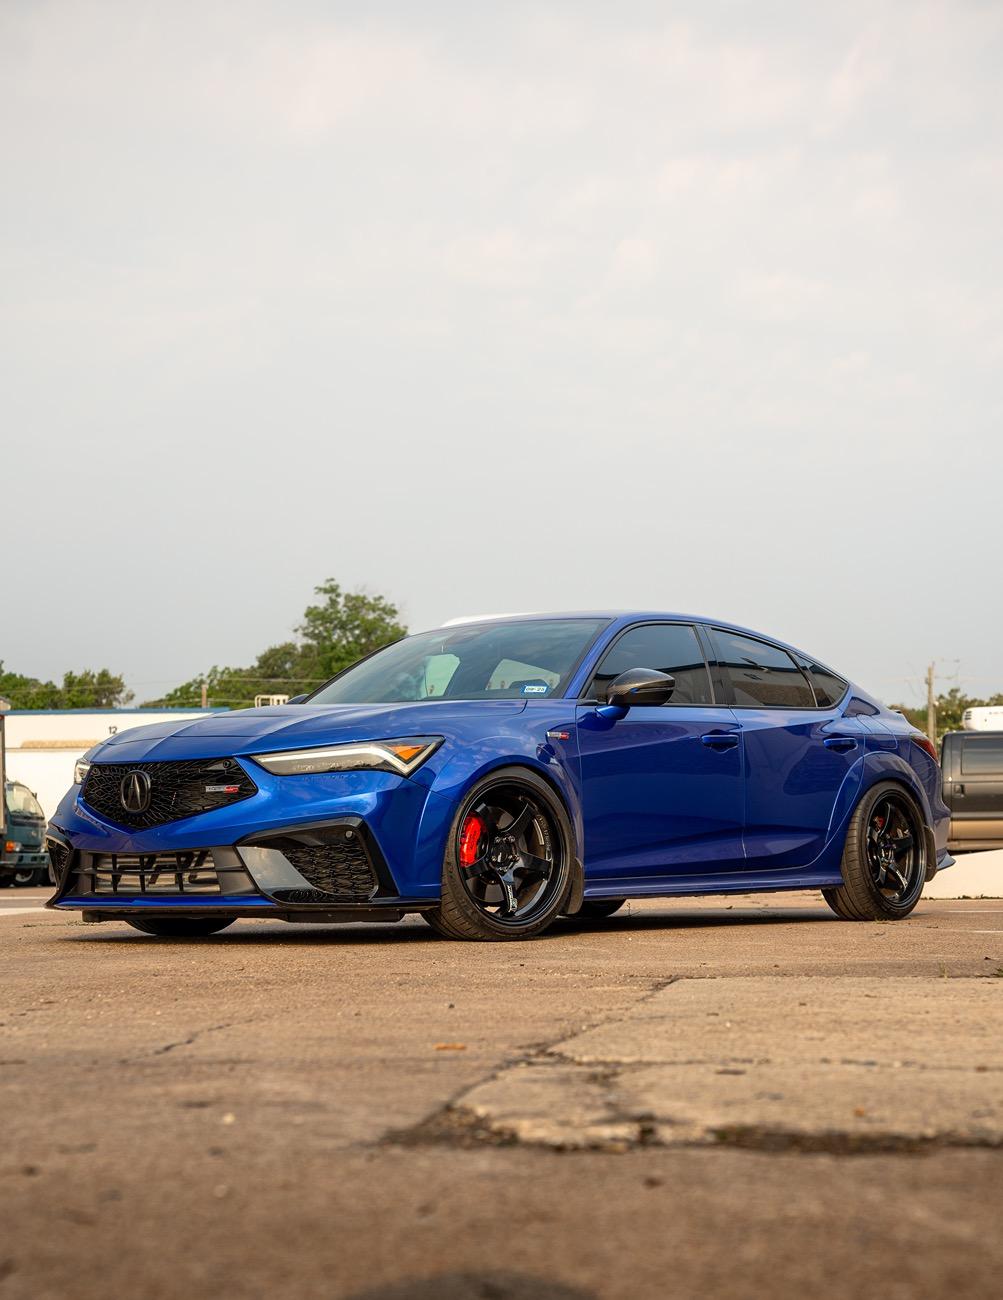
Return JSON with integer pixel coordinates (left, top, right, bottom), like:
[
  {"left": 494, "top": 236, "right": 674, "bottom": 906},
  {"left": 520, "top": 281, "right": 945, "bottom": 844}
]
[
  {"left": 250, "top": 736, "right": 443, "bottom": 777},
  {"left": 74, "top": 758, "right": 92, "bottom": 785}
]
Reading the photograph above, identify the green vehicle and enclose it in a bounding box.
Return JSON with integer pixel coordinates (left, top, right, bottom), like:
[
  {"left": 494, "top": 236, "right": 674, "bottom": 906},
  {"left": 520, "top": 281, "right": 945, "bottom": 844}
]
[{"left": 2, "top": 781, "right": 51, "bottom": 887}]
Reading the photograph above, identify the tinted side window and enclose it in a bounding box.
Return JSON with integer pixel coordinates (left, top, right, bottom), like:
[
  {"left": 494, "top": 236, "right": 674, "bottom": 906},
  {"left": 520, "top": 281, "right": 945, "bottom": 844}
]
[
  {"left": 796, "top": 658, "right": 848, "bottom": 708},
  {"left": 960, "top": 738, "right": 1003, "bottom": 775},
  {"left": 709, "top": 629, "right": 815, "bottom": 709},
  {"left": 587, "top": 624, "right": 714, "bottom": 705}
]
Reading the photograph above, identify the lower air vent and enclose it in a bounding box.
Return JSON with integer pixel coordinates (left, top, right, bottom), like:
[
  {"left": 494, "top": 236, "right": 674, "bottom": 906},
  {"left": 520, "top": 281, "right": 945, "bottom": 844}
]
[
  {"left": 77, "top": 850, "right": 224, "bottom": 896},
  {"left": 282, "top": 838, "right": 378, "bottom": 901},
  {"left": 46, "top": 836, "right": 72, "bottom": 882}
]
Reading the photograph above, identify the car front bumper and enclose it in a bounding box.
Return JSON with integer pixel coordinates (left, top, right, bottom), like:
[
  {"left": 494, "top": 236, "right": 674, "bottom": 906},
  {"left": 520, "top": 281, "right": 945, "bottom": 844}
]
[
  {"left": 46, "top": 819, "right": 436, "bottom": 921},
  {"left": 47, "top": 764, "right": 459, "bottom": 915}
]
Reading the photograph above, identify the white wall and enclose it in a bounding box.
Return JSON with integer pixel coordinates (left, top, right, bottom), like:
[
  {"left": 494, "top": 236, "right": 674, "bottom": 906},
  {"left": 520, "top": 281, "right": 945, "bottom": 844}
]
[
  {"left": 924, "top": 850, "right": 1003, "bottom": 899},
  {"left": 3, "top": 709, "right": 221, "bottom": 820}
]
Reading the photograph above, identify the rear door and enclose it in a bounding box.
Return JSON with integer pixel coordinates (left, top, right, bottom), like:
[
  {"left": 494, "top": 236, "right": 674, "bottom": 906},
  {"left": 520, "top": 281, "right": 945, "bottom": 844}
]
[
  {"left": 576, "top": 622, "right": 745, "bottom": 881},
  {"left": 947, "top": 735, "right": 1003, "bottom": 845},
  {"left": 706, "top": 628, "right": 863, "bottom": 870}
]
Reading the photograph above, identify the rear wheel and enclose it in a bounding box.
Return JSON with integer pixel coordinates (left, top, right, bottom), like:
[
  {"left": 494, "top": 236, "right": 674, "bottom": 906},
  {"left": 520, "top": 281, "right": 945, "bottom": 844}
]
[
  {"left": 125, "top": 917, "right": 236, "bottom": 938},
  {"left": 424, "top": 769, "right": 573, "bottom": 941},
  {"left": 822, "top": 783, "right": 927, "bottom": 921}
]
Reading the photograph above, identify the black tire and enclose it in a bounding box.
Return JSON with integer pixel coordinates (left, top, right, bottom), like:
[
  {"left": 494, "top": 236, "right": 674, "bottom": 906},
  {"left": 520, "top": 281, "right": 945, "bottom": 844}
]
[
  {"left": 570, "top": 899, "right": 626, "bottom": 920},
  {"left": 423, "top": 768, "right": 574, "bottom": 941},
  {"left": 13, "top": 868, "right": 37, "bottom": 887},
  {"left": 125, "top": 917, "right": 236, "bottom": 938},
  {"left": 822, "top": 782, "right": 928, "bottom": 921}
]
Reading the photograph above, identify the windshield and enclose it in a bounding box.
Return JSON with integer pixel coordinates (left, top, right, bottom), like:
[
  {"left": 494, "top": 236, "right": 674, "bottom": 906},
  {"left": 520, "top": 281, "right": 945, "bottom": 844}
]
[
  {"left": 5, "top": 783, "right": 44, "bottom": 818},
  {"left": 308, "top": 619, "right": 607, "bottom": 705}
]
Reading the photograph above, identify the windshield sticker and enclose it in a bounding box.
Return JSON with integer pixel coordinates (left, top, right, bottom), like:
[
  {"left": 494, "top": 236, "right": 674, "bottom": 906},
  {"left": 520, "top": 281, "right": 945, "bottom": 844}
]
[{"left": 522, "top": 684, "right": 548, "bottom": 695}]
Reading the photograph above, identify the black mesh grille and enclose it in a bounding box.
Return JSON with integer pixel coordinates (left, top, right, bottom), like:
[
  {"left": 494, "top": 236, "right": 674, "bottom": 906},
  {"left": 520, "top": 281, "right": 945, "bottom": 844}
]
[
  {"left": 46, "top": 837, "right": 71, "bottom": 880},
  {"left": 282, "top": 840, "right": 377, "bottom": 901},
  {"left": 81, "top": 758, "right": 257, "bottom": 829}
]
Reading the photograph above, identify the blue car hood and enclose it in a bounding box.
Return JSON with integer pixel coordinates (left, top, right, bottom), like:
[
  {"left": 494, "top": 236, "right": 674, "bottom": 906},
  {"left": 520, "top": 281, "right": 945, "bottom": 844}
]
[{"left": 89, "top": 701, "right": 529, "bottom": 763}]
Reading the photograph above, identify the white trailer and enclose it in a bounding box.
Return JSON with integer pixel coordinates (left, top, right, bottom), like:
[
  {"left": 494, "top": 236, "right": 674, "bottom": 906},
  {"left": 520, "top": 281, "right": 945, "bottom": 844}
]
[{"left": 962, "top": 707, "right": 1003, "bottom": 732}]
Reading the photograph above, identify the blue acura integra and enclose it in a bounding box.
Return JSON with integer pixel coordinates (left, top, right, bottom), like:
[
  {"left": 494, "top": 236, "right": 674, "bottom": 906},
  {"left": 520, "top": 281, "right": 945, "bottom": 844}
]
[{"left": 47, "top": 613, "right": 952, "bottom": 941}]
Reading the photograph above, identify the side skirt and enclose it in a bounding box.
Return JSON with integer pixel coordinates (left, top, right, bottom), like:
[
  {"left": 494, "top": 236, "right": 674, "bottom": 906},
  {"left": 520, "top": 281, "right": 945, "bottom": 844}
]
[{"left": 583, "top": 868, "right": 844, "bottom": 900}]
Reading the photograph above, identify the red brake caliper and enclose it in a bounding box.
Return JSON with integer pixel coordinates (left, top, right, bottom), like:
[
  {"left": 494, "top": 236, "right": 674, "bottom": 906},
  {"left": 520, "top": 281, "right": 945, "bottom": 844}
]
[{"left": 459, "top": 814, "right": 485, "bottom": 869}]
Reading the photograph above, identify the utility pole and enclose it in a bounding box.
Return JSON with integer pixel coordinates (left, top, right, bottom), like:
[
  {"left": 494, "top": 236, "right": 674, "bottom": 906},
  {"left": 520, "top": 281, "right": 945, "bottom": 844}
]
[
  {"left": 926, "top": 663, "right": 937, "bottom": 744},
  {"left": 201, "top": 682, "right": 208, "bottom": 709},
  {"left": 0, "top": 697, "right": 10, "bottom": 837}
]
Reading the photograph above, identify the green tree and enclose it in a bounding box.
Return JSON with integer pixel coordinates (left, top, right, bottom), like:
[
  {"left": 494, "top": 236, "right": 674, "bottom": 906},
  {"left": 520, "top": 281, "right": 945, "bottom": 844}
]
[
  {"left": 145, "top": 580, "right": 407, "bottom": 709},
  {"left": 297, "top": 581, "right": 408, "bottom": 681},
  {"left": 0, "top": 662, "right": 132, "bottom": 709}
]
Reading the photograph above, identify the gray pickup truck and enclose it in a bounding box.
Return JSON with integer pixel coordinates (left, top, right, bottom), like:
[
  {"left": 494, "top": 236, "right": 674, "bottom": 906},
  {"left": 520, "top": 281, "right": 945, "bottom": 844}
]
[{"left": 941, "top": 731, "right": 1003, "bottom": 852}]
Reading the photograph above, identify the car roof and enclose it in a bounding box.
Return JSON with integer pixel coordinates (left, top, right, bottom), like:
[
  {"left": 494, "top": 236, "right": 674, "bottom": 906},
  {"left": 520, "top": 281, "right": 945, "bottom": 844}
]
[
  {"left": 437, "top": 609, "right": 779, "bottom": 637},
  {"left": 430, "top": 610, "right": 824, "bottom": 661}
]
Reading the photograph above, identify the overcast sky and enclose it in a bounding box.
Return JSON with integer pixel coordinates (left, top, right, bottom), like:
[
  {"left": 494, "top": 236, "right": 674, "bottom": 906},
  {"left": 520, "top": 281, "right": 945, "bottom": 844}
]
[{"left": 2, "top": 0, "right": 1001, "bottom": 706}]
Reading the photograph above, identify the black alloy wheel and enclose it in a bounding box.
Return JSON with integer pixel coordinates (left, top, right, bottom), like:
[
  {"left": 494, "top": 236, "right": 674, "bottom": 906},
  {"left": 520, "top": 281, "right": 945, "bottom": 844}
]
[
  {"left": 865, "top": 793, "right": 922, "bottom": 902},
  {"left": 456, "top": 788, "right": 559, "bottom": 924},
  {"left": 425, "top": 769, "right": 574, "bottom": 940},
  {"left": 822, "top": 782, "right": 927, "bottom": 921}
]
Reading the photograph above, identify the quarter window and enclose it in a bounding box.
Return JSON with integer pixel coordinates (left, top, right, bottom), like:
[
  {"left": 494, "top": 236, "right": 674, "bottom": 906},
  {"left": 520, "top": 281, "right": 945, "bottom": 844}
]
[
  {"left": 796, "top": 658, "right": 848, "bottom": 709},
  {"left": 586, "top": 624, "right": 714, "bottom": 706},
  {"left": 960, "top": 738, "right": 1003, "bottom": 775},
  {"left": 709, "top": 629, "right": 815, "bottom": 709}
]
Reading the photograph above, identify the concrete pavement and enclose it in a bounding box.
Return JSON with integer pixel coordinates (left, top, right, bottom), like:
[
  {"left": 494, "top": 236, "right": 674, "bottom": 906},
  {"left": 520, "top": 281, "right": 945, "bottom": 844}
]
[{"left": 1, "top": 890, "right": 1001, "bottom": 1299}]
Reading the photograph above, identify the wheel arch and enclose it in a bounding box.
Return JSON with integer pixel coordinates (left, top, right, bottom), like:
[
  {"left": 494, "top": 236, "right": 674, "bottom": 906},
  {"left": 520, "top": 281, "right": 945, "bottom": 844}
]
[
  {"left": 858, "top": 754, "right": 936, "bottom": 827},
  {"left": 851, "top": 768, "right": 938, "bottom": 881},
  {"left": 435, "top": 755, "right": 585, "bottom": 912}
]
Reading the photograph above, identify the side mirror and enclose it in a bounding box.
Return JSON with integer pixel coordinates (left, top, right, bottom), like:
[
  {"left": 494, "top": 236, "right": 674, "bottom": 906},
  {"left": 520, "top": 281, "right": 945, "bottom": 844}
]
[
  {"left": 606, "top": 668, "right": 676, "bottom": 709},
  {"left": 286, "top": 694, "right": 308, "bottom": 705}
]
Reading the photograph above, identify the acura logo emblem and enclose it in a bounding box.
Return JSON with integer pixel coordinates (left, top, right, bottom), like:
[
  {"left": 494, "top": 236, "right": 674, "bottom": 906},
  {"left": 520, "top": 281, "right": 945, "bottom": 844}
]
[{"left": 120, "top": 770, "right": 152, "bottom": 815}]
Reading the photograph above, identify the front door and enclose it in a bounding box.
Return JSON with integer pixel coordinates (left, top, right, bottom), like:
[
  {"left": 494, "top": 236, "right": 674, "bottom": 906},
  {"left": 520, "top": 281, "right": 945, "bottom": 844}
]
[{"left": 576, "top": 623, "right": 745, "bottom": 881}]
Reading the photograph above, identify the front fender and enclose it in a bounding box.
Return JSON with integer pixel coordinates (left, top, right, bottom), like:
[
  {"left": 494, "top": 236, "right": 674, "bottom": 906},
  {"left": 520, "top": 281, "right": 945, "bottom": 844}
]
[{"left": 421, "top": 737, "right": 584, "bottom": 886}]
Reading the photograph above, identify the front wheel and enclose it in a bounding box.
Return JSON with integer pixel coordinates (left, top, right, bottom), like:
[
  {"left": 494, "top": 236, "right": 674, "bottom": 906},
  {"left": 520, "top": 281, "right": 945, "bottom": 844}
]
[
  {"left": 822, "top": 783, "right": 927, "bottom": 921},
  {"left": 126, "top": 917, "right": 236, "bottom": 938},
  {"left": 424, "top": 768, "right": 574, "bottom": 941}
]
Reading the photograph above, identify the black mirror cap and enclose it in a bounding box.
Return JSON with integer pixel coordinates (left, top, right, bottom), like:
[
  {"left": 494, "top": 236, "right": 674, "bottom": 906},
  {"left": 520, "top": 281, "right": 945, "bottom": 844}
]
[
  {"left": 606, "top": 668, "right": 676, "bottom": 709},
  {"left": 285, "top": 694, "right": 309, "bottom": 705}
]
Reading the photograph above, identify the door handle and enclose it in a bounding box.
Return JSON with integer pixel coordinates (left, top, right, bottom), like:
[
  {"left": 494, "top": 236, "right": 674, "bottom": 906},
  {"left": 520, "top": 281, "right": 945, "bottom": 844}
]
[
  {"left": 701, "top": 733, "right": 739, "bottom": 751},
  {"left": 823, "top": 736, "right": 858, "bottom": 752},
  {"left": 956, "top": 783, "right": 965, "bottom": 797}
]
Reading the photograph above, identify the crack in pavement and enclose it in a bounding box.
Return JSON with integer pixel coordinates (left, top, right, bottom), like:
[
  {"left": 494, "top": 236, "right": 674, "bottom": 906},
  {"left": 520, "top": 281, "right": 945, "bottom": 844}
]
[
  {"left": 389, "top": 975, "right": 1003, "bottom": 1155},
  {"left": 118, "top": 1017, "right": 258, "bottom": 1064},
  {"left": 392, "top": 1103, "right": 1003, "bottom": 1156}
]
